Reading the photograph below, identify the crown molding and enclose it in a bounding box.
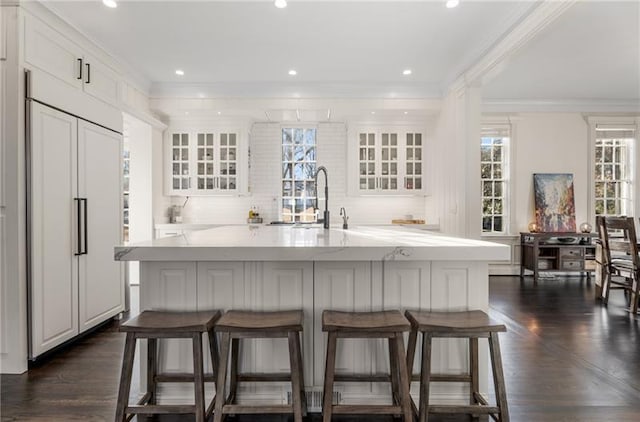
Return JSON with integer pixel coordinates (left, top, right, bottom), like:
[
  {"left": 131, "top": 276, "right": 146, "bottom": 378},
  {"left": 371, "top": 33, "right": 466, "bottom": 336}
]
[
  {"left": 448, "top": 0, "right": 577, "bottom": 94},
  {"left": 482, "top": 98, "right": 640, "bottom": 114}
]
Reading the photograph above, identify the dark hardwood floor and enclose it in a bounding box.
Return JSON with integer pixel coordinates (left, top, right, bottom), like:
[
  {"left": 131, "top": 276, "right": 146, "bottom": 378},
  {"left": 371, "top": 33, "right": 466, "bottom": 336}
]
[{"left": 2, "top": 276, "right": 640, "bottom": 421}]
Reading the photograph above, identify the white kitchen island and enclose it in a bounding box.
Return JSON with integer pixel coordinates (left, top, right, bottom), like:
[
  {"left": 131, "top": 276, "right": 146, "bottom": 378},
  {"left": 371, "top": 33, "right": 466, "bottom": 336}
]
[{"left": 114, "top": 225, "right": 509, "bottom": 411}]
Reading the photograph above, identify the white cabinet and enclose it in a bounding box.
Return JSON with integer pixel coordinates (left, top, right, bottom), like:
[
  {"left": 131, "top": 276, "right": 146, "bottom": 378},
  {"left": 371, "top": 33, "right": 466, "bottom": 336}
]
[
  {"left": 165, "top": 128, "right": 246, "bottom": 196},
  {"left": 29, "top": 102, "right": 124, "bottom": 358},
  {"left": 23, "top": 14, "right": 120, "bottom": 106},
  {"left": 350, "top": 127, "right": 427, "bottom": 195}
]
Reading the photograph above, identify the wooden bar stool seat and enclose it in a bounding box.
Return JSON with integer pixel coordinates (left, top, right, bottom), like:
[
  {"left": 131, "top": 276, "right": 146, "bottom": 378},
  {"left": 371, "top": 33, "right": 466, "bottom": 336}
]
[
  {"left": 322, "top": 310, "right": 413, "bottom": 422},
  {"left": 115, "top": 310, "right": 221, "bottom": 422},
  {"left": 213, "top": 310, "right": 306, "bottom": 422},
  {"left": 405, "top": 310, "right": 509, "bottom": 422}
]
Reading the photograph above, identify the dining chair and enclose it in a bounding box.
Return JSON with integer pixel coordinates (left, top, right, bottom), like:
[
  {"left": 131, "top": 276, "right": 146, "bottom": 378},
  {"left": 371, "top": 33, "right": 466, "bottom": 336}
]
[{"left": 597, "top": 216, "right": 640, "bottom": 314}]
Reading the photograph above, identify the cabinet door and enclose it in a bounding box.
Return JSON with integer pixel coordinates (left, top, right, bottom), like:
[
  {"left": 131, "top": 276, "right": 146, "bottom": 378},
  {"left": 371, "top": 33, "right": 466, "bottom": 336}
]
[
  {"left": 217, "top": 132, "right": 239, "bottom": 192},
  {"left": 168, "top": 132, "right": 192, "bottom": 194},
  {"left": 77, "top": 120, "right": 124, "bottom": 332},
  {"left": 29, "top": 102, "right": 79, "bottom": 357},
  {"left": 313, "top": 262, "right": 373, "bottom": 388},
  {"left": 403, "top": 132, "right": 424, "bottom": 192},
  {"left": 194, "top": 131, "right": 216, "bottom": 192},
  {"left": 81, "top": 53, "right": 121, "bottom": 107},
  {"left": 23, "top": 14, "right": 83, "bottom": 91},
  {"left": 357, "top": 132, "right": 377, "bottom": 191},
  {"left": 379, "top": 131, "right": 399, "bottom": 192}
]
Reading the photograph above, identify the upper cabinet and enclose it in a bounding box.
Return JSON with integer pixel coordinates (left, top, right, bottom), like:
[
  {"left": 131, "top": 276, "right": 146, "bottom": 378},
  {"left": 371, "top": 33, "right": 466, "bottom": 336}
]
[
  {"left": 350, "top": 126, "right": 428, "bottom": 195},
  {"left": 23, "top": 14, "right": 121, "bottom": 107},
  {"left": 165, "top": 127, "right": 247, "bottom": 196}
]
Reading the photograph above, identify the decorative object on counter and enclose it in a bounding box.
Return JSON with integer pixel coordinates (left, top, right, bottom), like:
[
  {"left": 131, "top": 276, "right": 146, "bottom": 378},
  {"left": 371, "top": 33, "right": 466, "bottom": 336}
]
[
  {"left": 169, "top": 197, "right": 189, "bottom": 224},
  {"left": 392, "top": 219, "right": 426, "bottom": 225},
  {"left": 339, "top": 207, "right": 349, "bottom": 229},
  {"left": 533, "top": 173, "right": 576, "bottom": 232},
  {"left": 314, "top": 166, "right": 330, "bottom": 229},
  {"left": 579, "top": 222, "right": 593, "bottom": 233},
  {"left": 247, "top": 206, "right": 263, "bottom": 224},
  {"left": 528, "top": 221, "right": 539, "bottom": 233}
]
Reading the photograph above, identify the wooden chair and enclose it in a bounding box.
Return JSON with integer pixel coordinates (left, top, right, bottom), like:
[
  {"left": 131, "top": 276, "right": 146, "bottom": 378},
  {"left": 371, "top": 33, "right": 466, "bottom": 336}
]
[
  {"left": 322, "top": 310, "right": 413, "bottom": 422},
  {"left": 114, "top": 310, "right": 221, "bottom": 422},
  {"left": 405, "top": 310, "right": 509, "bottom": 422},
  {"left": 213, "top": 310, "right": 306, "bottom": 422},
  {"left": 598, "top": 216, "right": 640, "bottom": 313}
]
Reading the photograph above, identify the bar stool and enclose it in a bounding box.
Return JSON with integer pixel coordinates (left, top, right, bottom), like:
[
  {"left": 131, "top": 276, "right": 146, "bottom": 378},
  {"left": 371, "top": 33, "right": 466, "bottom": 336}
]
[
  {"left": 114, "top": 310, "right": 221, "bottom": 422},
  {"left": 322, "top": 310, "right": 413, "bottom": 422},
  {"left": 213, "top": 310, "right": 306, "bottom": 422},
  {"left": 405, "top": 309, "right": 509, "bottom": 422}
]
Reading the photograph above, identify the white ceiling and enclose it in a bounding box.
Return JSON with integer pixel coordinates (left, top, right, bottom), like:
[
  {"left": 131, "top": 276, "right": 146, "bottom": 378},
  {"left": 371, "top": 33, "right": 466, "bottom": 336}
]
[
  {"left": 43, "top": 0, "right": 534, "bottom": 99},
  {"left": 484, "top": 0, "right": 640, "bottom": 102},
  {"left": 41, "top": 0, "right": 640, "bottom": 111}
]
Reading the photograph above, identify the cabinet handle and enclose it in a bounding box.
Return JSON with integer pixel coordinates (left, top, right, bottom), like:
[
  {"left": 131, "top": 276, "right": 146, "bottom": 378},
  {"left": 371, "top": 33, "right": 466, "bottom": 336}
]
[
  {"left": 85, "top": 63, "right": 91, "bottom": 84},
  {"left": 82, "top": 198, "right": 88, "bottom": 255},
  {"left": 77, "top": 58, "right": 83, "bottom": 80},
  {"left": 74, "top": 198, "right": 82, "bottom": 255}
]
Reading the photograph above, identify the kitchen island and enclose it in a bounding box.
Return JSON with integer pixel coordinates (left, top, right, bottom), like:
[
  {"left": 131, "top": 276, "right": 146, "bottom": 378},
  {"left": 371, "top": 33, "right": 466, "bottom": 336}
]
[{"left": 115, "top": 225, "right": 509, "bottom": 410}]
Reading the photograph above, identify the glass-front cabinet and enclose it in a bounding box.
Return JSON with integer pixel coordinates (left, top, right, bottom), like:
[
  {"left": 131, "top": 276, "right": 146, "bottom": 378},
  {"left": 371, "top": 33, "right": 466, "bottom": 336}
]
[
  {"left": 352, "top": 127, "right": 427, "bottom": 195},
  {"left": 166, "top": 126, "right": 245, "bottom": 196}
]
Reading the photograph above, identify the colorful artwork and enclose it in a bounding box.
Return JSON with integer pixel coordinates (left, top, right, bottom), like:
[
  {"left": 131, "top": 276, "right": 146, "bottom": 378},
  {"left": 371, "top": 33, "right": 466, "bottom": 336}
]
[{"left": 534, "top": 173, "right": 576, "bottom": 232}]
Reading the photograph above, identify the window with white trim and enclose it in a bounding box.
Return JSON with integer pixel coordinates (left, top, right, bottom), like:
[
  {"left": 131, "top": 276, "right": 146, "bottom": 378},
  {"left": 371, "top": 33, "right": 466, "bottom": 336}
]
[
  {"left": 481, "top": 127, "right": 509, "bottom": 234},
  {"left": 281, "top": 127, "right": 317, "bottom": 222},
  {"left": 594, "top": 127, "right": 635, "bottom": 217}
]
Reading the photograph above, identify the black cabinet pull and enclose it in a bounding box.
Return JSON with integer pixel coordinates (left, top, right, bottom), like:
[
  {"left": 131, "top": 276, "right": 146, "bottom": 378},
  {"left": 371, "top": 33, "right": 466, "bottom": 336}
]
[
  {"left": 85, "top": 63, "right": 91, "bottom": 84},
  {"left": 74, "top": 198, "right": 82, "bottom": 255},
  {"left": 82, "top": 198, "right": 88, "bottom": 255},
  {"left": 77, "top": 58, "right": 83, "bottom": 80}
]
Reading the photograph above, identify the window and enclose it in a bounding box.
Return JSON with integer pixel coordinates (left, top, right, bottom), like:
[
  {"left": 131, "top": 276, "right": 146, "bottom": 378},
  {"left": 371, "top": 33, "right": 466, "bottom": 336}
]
[
  {"left": 593, "top": 127, "right": 635, "bottom": 217},
  {"left": 281, "top": 127, "right": 317, "bottom": 222},
  {"left": 123, "top": 136, "right": 130, "bottom": 242},
  {"left": 481, "top": 127, "right": 509, "bottom": 234}
]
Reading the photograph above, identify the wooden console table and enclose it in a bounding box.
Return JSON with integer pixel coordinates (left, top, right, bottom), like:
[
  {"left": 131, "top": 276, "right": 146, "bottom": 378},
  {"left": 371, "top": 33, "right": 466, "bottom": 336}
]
[{"left": 520, "top": 232, "right": 597, "bottom": 282}]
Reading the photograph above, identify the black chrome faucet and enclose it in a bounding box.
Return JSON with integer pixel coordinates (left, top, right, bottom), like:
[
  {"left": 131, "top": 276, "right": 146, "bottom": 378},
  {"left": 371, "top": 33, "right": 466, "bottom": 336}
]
[
  {"left": 340, "top": 207, "right": 349, "bottom": 230},
  {"left": 314, "top": 166, "right": 330, "bottom": 229}
]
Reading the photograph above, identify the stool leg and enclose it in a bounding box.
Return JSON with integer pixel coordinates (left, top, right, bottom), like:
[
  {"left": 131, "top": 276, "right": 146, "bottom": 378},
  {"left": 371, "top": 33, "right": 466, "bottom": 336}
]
[
  {"left": 288, "top": 331, "right": 303, "bottom": 422},
  {"left": 214, "top": 332, "right": 231, "bottom": 422},
  {"left": 147, "top": 338, "right": 157, "bottom": 405},
  {"left": 406, "top": 327, "right": 417, "bottom": 385},
  {"left": 322, "top": 332, "right": 337, "bottom": 422},
  {"left": 293, "top": 330, "right": 308, "bottom": 416},
  {"left": 192, "top": 333, "right": 206, "bottom": 422},
  {"left": 489, "top": 332, "right": 510, "bottom": 422},
  {"left": 388, "top": 337, "right": 400, "bottom": 406},
  {"left": 229, "top": 338, "right": 240, "bottom": 404},
  {"left": 470, "top": 337, "right": 479, "bottom": 421},
  {"left": 394, "top": 333, "right": 413, "bottom": 422},
  {"left": 115, "top": 332, "right": 136, "bottom": 422},
  {"left": 419, "top": 333, "right": 432, "bottom": 422},
  {"left": 207, "top": 328, "right": 219, "bottom": 379}
]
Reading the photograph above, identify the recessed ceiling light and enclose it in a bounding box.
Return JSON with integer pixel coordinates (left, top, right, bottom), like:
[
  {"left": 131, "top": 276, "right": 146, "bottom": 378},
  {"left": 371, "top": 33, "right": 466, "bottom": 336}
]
[
  {"left": 446, "top": 0, "right": 460, "bottom": 9},
  {"left": 175, "top": 69, "right": 185, "bottom": 76},
  {"left": 102, "top": 0, "right": 117, "bottom": 8},
  {"left": 371, "top": 111, "right": 376, "bottom": 115},
  {"left": 288, "top": 69, "right": 297, "bottom": 76},
  {"left": 404, "top": 111, "right": 409, "bottom": 115},
  {"left": 402, "top": 69, "right": 412, "bottom": 76},
  {"left": 275, "top": 0, "right": 287, "bottom": 9},
  {"left": 217, "top": 111, "right": 222, "bottom": 115}
]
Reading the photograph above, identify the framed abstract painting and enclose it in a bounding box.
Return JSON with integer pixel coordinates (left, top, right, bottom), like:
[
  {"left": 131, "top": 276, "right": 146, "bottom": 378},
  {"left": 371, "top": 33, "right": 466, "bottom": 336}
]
[{"left": 533, "top": 173, "right": 576, "bottom": 232}]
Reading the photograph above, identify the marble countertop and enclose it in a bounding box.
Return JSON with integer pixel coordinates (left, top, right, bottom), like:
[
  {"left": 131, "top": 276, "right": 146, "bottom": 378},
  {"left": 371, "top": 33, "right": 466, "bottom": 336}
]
[{"left": 115, "top": 225, "right": 509, "bottom": 262}]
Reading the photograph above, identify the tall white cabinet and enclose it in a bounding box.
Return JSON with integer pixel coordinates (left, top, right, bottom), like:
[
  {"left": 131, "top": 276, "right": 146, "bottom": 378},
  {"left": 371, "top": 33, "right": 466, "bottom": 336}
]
[{"left": 29, "top": 101, "right": 124, "bottom": 358}]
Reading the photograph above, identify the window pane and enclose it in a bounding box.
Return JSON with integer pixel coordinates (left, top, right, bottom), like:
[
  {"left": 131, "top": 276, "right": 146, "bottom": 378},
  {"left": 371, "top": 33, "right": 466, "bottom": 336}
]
[
  {"left": 493, "top": 216, "right": 503, "bottom": 232},
  {"left": 483, "top": 181, "right": 492, "bottom": 197},
  {"left": 494, "top": 182, "right": 503, "bottom": 197},
  {"left": 481, "top": 146, "right": 491, "bottom": 161},
  {"left": 481, "top": 164, "right": 491, "bottom": 179}
]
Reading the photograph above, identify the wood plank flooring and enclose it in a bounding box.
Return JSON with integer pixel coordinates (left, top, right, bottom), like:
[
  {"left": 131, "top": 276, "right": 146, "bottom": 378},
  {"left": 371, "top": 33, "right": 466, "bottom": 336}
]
[{"left": 2, "top": 276, "right": 640, "bottom": 421}]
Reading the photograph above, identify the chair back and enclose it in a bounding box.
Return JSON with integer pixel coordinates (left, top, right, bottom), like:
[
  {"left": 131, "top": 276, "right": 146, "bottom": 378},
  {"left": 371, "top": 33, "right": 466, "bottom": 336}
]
[{"left": 600, "top": 216, "right": 640, "bottom": 272}]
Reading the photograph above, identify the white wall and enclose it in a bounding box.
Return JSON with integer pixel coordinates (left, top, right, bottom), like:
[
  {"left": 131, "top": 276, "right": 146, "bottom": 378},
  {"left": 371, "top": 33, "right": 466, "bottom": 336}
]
[
  {"left": 156, "top": 121, "right": 432, "bottom": 226},
  {"left": 511, "top": 113, "right": 590, "bottom": 234}
]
